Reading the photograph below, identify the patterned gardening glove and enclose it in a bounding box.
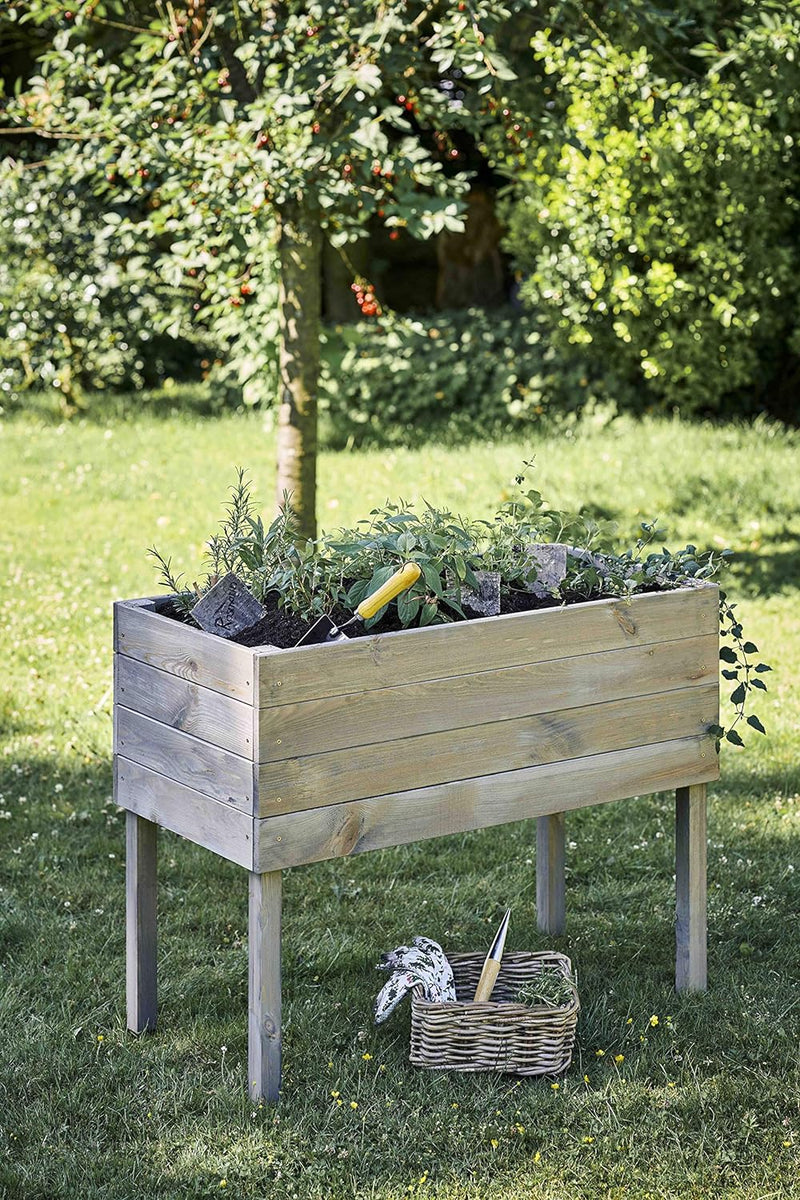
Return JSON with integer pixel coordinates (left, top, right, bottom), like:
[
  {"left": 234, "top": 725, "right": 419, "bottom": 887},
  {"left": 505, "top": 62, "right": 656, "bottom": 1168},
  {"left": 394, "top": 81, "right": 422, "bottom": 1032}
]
[{"left": 373, "top": 936, "right": 456, "bottom": 1024}]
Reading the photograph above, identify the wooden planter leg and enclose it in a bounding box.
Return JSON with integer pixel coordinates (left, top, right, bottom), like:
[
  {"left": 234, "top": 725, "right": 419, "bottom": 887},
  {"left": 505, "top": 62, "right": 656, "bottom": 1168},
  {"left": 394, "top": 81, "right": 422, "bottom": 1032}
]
[
  {"left": 126, "top": 811, "right": 158, "bottom": 1032},
  {"left": 675, "top": 784, "right": 707, "bottom": 991},
  {"left": 248, "top": 870, "right": 282, "bottom": 1104},
  {"left": 536, "top": 813, "right": 566, "bottom": 935}
]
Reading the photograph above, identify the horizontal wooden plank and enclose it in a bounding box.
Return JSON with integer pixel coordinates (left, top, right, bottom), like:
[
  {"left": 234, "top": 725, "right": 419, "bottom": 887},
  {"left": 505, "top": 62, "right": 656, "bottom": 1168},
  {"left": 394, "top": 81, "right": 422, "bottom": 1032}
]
[
  {"left": 115, "top": 653, "right": 253, "bottom": 756},
  {"left": 115, "top": 757, "right": 254, "bottom": 869},
  {"left": 256, "top": 683, "right": 718, "bottom": 815},
  {"left": 115, "top": 706, "right": 254, "bottom": 812},
  {"left": 253, "top": 735, "right": 719, "bottom": 872},
  {"left": 114, "top": 598, "right": 255, "bottom": 701},
  {"left": 257, "top": 585, "right": 719, "bottom": 707},
  {"left": 258, "top": 634, "right": 718, "bottom": 760}
]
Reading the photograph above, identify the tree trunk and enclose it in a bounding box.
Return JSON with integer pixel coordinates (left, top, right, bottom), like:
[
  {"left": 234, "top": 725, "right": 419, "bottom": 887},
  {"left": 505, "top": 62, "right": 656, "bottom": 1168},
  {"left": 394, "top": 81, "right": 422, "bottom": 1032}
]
[{"left": 276, "top": 201, "right": 322, "bottom": 542}]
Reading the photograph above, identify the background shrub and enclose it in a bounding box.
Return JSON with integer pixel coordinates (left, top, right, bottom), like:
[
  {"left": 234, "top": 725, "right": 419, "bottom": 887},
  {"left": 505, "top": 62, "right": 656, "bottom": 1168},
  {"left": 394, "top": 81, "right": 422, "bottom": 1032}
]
[
  {"left": 0, "top": 153, "right": 205, "bottom": 410},
  {"left": 498, "top": 14, "right": 800, "bottom": 419},
  {"left": 319, "top": 307, "right": 598, "bottom": 446},
  {"left": 3, "top": 3, "right": 800, "bottom": 426}
]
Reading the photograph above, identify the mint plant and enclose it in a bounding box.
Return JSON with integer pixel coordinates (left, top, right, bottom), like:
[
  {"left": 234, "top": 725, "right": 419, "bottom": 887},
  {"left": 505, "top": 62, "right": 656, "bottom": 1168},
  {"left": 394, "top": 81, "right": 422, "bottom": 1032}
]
[{"left": 150, "top": 469, "right": 769, "bottom": 748}]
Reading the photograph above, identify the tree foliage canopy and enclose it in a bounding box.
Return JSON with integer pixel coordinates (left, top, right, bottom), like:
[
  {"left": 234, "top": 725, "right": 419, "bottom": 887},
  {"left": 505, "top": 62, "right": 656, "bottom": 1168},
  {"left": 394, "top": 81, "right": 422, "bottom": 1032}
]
[{"left": 2, "top": 0, "right": 800, "bottom": 424}]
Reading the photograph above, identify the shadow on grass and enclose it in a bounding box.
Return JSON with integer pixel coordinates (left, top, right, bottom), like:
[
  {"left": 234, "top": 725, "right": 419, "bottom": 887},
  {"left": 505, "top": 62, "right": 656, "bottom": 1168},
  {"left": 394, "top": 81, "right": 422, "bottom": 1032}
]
[
  {"left": 7, "top": 382, "right": 237, "bottom": 425},
  {"left": 727, "top": 531, "right": 800, "bottom": 599},
  {"left": 3, "top": 749, "right": 799, "bottom": 1197}
]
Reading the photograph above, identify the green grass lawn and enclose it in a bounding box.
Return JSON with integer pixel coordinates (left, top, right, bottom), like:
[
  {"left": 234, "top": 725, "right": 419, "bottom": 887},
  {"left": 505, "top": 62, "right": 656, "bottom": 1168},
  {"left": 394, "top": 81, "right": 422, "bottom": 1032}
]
[{"left": 1, "top": 399, "right": 799, "bottom": 1199}]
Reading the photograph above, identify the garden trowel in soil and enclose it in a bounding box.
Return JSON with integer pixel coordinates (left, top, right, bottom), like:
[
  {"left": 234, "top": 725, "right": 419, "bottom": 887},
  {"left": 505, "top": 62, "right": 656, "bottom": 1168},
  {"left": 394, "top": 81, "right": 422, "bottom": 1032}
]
[{"left": 295, "top": 562, "right": 421, "bottom": 647}]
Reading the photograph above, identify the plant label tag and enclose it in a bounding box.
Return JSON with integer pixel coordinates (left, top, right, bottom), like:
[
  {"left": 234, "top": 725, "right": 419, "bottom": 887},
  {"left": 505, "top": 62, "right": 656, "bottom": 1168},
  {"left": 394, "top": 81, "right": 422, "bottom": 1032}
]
[
  {"left": 460, "top": 570, "right": 501, "bottom": 616},
  {"left": 524, "top": 543, "right": 569, "bottom": 597},
  {"left": 191, "top": 572, "right": 265, "bottom": 639}
]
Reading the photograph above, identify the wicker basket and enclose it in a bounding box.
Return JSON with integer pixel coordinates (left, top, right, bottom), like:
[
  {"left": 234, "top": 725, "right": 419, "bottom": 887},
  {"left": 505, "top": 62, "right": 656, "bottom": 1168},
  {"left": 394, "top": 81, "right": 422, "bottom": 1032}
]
[{"left": 410, "top": 951, "right": 579, "bottom": 1075}]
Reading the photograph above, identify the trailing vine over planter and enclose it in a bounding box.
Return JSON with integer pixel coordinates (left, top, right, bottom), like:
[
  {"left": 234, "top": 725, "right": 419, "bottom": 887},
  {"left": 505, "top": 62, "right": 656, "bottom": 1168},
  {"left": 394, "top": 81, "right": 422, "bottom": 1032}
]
[{"left": 149, "top": 469, "right": 769, "bottom": 749}]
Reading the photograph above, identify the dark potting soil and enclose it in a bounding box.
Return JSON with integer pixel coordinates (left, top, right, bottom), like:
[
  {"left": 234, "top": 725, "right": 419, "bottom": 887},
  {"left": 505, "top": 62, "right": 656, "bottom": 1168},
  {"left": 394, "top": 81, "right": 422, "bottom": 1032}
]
[{"left": 160, "top": 585, "right": 620, "bottom": 650}]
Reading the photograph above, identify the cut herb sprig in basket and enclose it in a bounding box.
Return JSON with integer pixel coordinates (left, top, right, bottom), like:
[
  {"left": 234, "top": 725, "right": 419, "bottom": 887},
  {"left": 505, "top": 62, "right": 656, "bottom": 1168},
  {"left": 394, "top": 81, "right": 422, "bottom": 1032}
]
[{"left": 516, "top": 967, "right": 578, "bottom": 1011}]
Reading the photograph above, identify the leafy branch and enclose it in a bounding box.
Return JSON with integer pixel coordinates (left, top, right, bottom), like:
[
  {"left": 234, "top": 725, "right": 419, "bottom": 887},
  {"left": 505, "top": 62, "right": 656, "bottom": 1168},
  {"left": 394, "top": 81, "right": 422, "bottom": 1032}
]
[
  {"left": 708, "top": 591, "right": 771, "bottom": 750},
  {"left": 145, "top": 547, "right": 196, "bottom": 618}
]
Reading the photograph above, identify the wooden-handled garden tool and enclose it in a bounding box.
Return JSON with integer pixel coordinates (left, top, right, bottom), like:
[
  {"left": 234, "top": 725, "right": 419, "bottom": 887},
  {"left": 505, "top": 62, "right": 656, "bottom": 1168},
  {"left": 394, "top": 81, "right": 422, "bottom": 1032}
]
[
  {"left": 473, "top": 908, "right": 511, "bottom": 1002},
  {"left": 295, "top": 562, "right": 422, "bottom": 647}
]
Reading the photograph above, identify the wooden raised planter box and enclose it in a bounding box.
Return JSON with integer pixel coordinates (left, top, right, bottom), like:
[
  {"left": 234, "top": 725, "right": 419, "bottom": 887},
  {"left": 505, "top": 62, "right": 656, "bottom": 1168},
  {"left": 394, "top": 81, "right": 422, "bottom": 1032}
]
[{"left": 114, "top": 583, "right": 720, "bottom": 1102}]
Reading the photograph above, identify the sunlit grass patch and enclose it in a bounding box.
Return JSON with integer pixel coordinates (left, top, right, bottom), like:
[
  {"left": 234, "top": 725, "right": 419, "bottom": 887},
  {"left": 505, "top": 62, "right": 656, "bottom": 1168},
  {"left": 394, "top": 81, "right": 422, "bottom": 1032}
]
[{"left": 0, "top": 403, "right": 798, "bottom": 1198}]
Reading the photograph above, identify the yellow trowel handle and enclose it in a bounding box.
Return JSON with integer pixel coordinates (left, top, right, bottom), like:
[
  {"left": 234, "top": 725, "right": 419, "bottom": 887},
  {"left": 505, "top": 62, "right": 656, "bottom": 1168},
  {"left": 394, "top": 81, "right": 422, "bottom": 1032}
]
[{"left": 356, "top": 562, "right": 422, "bottom": 621}]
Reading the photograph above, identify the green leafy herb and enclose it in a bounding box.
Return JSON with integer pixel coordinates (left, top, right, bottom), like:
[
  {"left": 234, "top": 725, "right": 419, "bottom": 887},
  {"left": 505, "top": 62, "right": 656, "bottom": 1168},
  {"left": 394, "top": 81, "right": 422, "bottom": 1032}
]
[
  {"left": 515, "top": 967, "right": 577, "bottom": 1010},
  {"left": 150, "top": 467, "right": 770, "bottom": 750}
]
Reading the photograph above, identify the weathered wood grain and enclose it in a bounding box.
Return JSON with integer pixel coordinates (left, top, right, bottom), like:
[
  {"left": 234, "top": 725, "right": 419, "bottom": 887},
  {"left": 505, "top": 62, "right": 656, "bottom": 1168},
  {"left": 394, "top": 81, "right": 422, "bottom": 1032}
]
[
  {"left": 115, "top": 706, "right": 254, "bottom": 812},
  {"left": 257, "top": 586, "right": 719, "bottom": 707},
  {"left": 114, "top": 598, "right": 254, "bottom": 701},
  {"left": 537, "top": 813, "right": 566, "bottom": 936},
  {"left": 248, "top": 870, "right": 282, "bottom": 1104},
  {"left": 116, "top": 757, "right": 254, "bottom": 869},
  {"left": 253, "top": 735, "right": 719, "bottom": 872},
  {"left": 115, "top": 653, "right": 253, "bottom": 756},
  {"left": 258, "top": 634, "right": 718, "bottom": 761},
  {"left": 676, "top": 783, "right": 707, "bottom": 991},
  {"left": 256, "top": 683, "right": 718, "bottom": 815},
  {"left": 126, "top": 812, "right": 158, "bottom": 1033}
]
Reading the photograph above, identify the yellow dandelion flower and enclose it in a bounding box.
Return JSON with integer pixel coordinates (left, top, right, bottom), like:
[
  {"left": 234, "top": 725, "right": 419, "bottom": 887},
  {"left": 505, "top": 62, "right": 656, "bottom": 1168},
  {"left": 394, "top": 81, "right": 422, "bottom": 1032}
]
[
  {"left": 583, "top": 1074, "right": 590, "bottom": 1083},
  {"left": 582, "top": 1136, "right": 594, "bottom": 1144},
  {"left": 327, "top": 1060, "right": 334, "bottom": 1069},
  {"left": 783, "top": 1140, "right": 792, "bottom": 1148},
  {"left": 336, "top": 1099, "right": 343, "bottom": 1107},
  {"left": 551, "top": 1083, "right": 560, "bottom": 1091},
  {"left": 219, "top": 1182, "right": 227, "bottom": 1190},
  {"left": 490, "top": 1139, "right": 499, "bottom": 1149},
  {"left": 533, "top": 1150, "right": 542, "bottom": 1164},
  {"left": 452, "top": 1102, "right": 459, "bottom": 1109},
  {"left": 97, "top": 1035, "right": 104, "bottom": 1042},
  {"left": 626, "top": 1017, "right": 633, "bottom": 1025},
  {"left": 615, "top": 1054, "right": 625, "bottom": 1064},
  {"left": 595, "top": 1049, "right": 605, "bottom": 1057},
  {"left": 331, "top": 1090, "right": 340, "bottom": 1098},
  {"left": 667, "top": 1081, "right": 676, "bottom": 1088},
  {"left": 649, "top": 1015, "right": 659, "bottom": 1027},
  {"left": 362, "top": 1052, "right": 373, "bottom": 1061},
  {"left": 350, "top": 1101, "right": 358, "bottom": 1110}
]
